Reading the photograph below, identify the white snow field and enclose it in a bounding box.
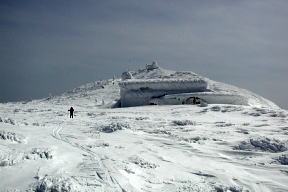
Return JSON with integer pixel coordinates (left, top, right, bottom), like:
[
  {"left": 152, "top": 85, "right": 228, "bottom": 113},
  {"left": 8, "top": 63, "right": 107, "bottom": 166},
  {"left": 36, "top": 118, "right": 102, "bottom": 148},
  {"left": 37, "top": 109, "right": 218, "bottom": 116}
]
[{"left": 0, "top": 63, "right": 287, "bottom": 192}]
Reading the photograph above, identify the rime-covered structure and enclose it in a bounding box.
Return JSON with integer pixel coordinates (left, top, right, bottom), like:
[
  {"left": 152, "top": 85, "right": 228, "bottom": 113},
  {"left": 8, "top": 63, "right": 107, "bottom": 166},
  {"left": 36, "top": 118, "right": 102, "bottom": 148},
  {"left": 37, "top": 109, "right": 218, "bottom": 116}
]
[
  {"left": 119, "top": 62, "right": 206, "bottom": 107},
  {"left": 119, "top": 79, "right": 208, "bottom": 107},
  {"left": 118, "top": 62, "right": 274, "bottom": 107}
]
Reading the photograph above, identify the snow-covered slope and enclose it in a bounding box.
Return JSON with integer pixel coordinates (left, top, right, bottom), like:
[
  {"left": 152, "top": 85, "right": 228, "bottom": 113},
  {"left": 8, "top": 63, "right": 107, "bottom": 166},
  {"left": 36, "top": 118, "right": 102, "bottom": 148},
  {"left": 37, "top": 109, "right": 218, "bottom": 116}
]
[{"left": 0, "top": 64, "right": 287, "bottom": 192}]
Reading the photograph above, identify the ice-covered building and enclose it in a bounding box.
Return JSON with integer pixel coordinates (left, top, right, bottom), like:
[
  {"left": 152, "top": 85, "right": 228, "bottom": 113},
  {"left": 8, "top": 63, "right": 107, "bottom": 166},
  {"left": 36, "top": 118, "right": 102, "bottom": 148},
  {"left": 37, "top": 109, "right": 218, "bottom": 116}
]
[
  {"left": 118, "top": 62, "right": 273, "bottom": 107},
  {"left": 119, "top": 62, "right": 205, "bottom": 107}
]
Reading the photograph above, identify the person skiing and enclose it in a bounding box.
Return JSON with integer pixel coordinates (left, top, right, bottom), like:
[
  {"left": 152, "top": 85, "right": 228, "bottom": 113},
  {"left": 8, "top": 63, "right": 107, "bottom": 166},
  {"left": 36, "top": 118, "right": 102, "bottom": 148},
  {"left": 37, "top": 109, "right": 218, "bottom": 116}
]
[
  {"left": 193, "top": 97, "right": 196, "bottom": 104},
  {"left": 68, "top": 107, "right": 74, "bottom": 118}
]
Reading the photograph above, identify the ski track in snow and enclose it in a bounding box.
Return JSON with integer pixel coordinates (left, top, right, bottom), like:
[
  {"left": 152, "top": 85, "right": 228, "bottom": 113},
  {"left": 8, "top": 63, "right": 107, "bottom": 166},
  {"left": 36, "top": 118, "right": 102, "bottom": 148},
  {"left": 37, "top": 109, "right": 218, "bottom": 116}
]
[
  {"left": 0, "top": 78, "right": 288, "bottom": 191},
  {"left": 50, "top": 119, "right": 136, "bottom": 191}
]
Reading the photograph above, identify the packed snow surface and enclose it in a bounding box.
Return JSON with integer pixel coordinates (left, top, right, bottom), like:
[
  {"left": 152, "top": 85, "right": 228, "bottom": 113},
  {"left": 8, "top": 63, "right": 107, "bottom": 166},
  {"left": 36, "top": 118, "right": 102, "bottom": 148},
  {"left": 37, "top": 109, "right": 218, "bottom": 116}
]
[{"left": 0, "top": 64, "right": 287, "bottom": 192}]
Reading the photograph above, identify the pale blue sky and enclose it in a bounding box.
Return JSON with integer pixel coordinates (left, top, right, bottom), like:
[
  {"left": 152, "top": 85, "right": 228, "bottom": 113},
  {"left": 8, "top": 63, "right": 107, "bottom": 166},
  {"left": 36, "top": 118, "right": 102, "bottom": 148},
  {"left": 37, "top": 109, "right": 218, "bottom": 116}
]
[{"left": 0, "top": 0, "right": 287, "bottom": 108}]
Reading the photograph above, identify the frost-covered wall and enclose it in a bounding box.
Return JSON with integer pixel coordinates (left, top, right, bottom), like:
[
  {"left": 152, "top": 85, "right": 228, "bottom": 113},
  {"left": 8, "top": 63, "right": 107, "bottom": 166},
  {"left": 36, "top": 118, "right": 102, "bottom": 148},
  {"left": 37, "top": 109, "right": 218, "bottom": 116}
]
[
  {"left": 119, "top": 79, "right": 208, "bottom": 107},
  {"left": 150, "top": 92, "right": 248, "bottom": 106},
  {"left": 119, "top": 79, "right": 207, "bottom": 92}
]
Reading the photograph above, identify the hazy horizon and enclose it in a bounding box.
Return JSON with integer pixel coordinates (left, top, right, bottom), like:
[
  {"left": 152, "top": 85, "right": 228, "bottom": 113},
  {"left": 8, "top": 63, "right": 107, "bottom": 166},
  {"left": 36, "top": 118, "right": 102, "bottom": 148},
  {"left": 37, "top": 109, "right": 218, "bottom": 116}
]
[{"left": 1, "top": 0, "right": 287, "bottom": 109}]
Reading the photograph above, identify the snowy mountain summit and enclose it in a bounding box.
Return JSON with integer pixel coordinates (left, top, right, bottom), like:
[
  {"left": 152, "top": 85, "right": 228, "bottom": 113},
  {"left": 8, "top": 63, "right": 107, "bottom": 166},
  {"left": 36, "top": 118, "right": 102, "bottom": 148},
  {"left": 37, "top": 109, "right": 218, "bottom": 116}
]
[
  {"left": 0, "top": 62, "right": 287, "bottom": 192},
  {"left": 119, "top": 62, "right": 278, "bottom": 108}
]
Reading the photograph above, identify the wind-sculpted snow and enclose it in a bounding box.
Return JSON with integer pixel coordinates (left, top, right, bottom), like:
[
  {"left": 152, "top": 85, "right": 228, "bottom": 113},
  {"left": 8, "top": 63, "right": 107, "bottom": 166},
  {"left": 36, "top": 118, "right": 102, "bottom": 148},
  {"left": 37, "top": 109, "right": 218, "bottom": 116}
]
[
  {"left": 67, "top": 80, "right": 109, "bottom": 94},
  {"left": 1, "top": 99, "right": 288, "bottom": 191},
  {"left": 207, "top": 80, "right": 279, "bottom": 109},
  {"left": 242, "top": 107, "right": 287, "bottom": 118},
  {"left": 0, "top": 147, "right": 53, "bottom": 167},
  {"left": 30, "top": 148, "right": 53, "bottom": 160},
  {"left": 0, "top": 148, "right": 24, "bottom": 167},
  {"left": 0, "top": 130, "right": 25, "bottom": 143}
]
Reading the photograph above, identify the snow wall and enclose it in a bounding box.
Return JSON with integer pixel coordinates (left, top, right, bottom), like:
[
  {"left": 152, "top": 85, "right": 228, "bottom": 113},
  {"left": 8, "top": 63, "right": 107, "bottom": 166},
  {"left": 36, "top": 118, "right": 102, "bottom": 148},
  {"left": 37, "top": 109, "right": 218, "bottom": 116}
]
[{"left": 150, "top": 92, "right": 248, "bottom": 106}]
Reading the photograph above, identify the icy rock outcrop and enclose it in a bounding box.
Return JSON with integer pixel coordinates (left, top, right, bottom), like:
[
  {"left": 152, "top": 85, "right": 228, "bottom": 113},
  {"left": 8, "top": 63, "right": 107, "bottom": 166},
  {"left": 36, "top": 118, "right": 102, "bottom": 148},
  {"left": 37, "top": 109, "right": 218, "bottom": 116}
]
[
  {"left": 146, "top": 61, "right": 159, "bottom": 71},
  {"left": 276, "top": 154, "right": 288, "bottom": 165},
  {"left": 35, "top": 176, "right": 80, "bottom": 192},
  {"left": 213, "top": 184, "right": 246, "bottom": 192},
  {"left": 0, "top": 147, "right": 53, "bottom": 167},
  {"left": 0, "top": 151, "right": 24, "bottom": 167},
  {"left": 234, "top": 137, "right": 287, "bottom": 153},
  {"left": 172, "top": 120, "right": 196, "bottom": 126},
  {"left": 2, "top": 118, "right": 15, "bottom": 125},
  {"left": 0, "top": 131, "right": 24, "bottom": 143},
  {"left": 29, "top": 148, "right": 53, "bottom": 159},
  {"left": 121, "top": 71, "right": 133, "bottom": 80},
  {"left": 100, "top": 122, "right": 130, "bottom": 133},
  {"left": 129, "top": 156, "right": 158, "bottom": 169}
]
